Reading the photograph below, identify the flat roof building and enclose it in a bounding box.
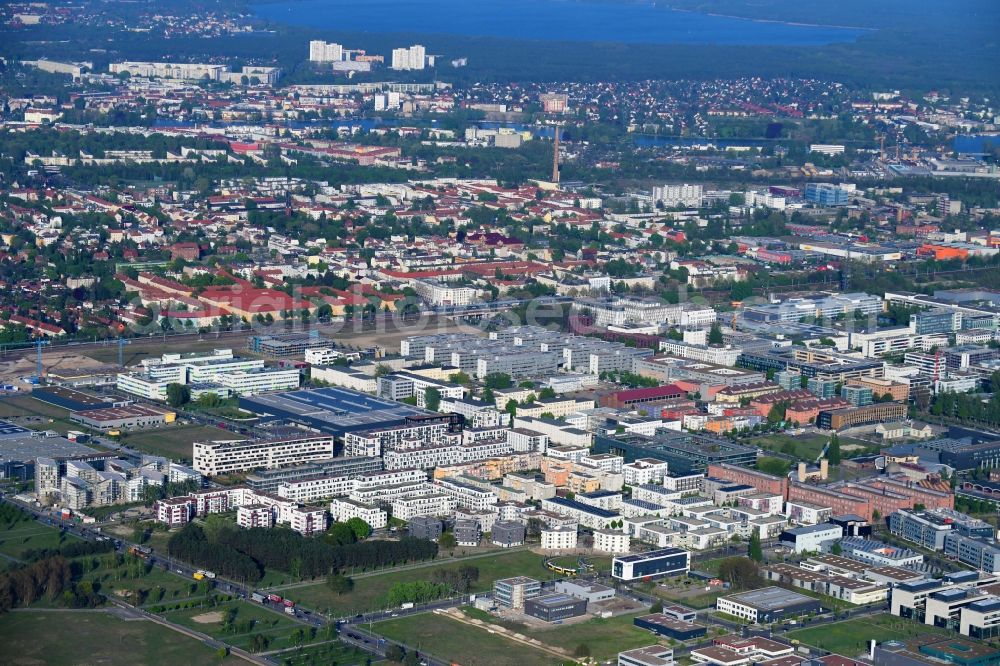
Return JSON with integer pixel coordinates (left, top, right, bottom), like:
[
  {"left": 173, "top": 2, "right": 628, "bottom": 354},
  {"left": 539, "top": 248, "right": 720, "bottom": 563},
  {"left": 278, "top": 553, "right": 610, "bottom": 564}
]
[
  {"left": 239, "top": 387, "right": 434, "bottom": 438},
  {"left": 716, "top": 586, "right": 822, "bottom": 624},
  {"left": 524, "top": 593, "right": 588, "bottom": 622}
]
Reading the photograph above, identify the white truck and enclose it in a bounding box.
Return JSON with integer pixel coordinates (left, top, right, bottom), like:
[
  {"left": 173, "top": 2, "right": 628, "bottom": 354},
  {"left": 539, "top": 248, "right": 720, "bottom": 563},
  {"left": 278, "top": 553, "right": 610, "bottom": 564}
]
[{"left": 400, "top": 602, "right": 414, "bottom": 609}]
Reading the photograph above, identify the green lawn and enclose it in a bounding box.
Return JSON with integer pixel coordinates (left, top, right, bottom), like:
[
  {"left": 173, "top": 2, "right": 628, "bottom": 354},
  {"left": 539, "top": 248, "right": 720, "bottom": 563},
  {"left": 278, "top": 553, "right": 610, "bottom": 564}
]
[
  {"left": 164, "top": 599, "right": 307, "bottom": 651},
  {"left": 375, "top": 612, "right": 555, "bottom": 666},
  {"left": 787, "top": 614, "right": 952, "bottom": 657},
  {"left": 0, "top": 395, "right": 84, "bottom": 434},
  {"left": 463, "top": 608, "right": 655, "bottom": 660},
  {"left": 288, "top": 550, "right": 557, "bottom": 616},
  {"left": 752, "top": 433, "right": 873, "bottom": 462},
  {"left": 271, "top": 640, "right": 373, "bottom": 666},
  {"left": 0, "top": 609, "right": 237, "bottom": 665},
  {"left": 118, "top": 424, "right": 233, "bottom": 461},
  {"left": 82, "top": 560, "right": 205, "bottom": 605},
  {"left": 0, "top": 520, "right": 80, "bottom": 560}
]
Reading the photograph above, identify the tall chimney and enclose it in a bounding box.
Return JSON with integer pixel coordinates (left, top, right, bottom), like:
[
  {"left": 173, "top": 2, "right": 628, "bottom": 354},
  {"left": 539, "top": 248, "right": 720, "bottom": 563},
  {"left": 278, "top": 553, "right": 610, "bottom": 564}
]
[
  {"left": 552, "top": 124, "right": 560, "bottom": 184},
  {"left": 798, "top": 462, "right": 807, "bottom": 483},
  {"left": 820, "top": 459, "right": 829, "bottom": 480}
]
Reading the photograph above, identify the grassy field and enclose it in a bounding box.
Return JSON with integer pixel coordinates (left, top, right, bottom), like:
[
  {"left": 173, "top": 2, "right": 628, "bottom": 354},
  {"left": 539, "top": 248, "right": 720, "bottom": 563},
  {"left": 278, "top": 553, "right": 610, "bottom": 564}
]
[
  {"left": 165, "top": 599, "right": 307, "bottom": 652},
  {"left": 0, "top": 519, "right": 80, "bottom": 561},
  {"left": 288, "top": 550, "right": 556, "bottom": 616},
  {"left": 787, "top": 614, "right": 951, "bottom": 657},
  {"left": 271, "top": 641, "right": 373, "bottom": 666},
  {"left": 82, "top": 560, "right": 206, "bottom": 605},
  {"left": 0, "top": 609, "right": 237, "bottom": 665},
  {"left": 0, "top": 394, "right": 83, "bottom": 434},
  {"left": 752, "top": 433, "right": 872, "bottom": 461},
  {"left": 463, "top": 608, "right": 655, "bottom": 661},
  {"left": 375, "top": 613, "right": 555, "bottom": 666},
  {"left": 118, "top": 423, "right": 233, "bottom": 461}
]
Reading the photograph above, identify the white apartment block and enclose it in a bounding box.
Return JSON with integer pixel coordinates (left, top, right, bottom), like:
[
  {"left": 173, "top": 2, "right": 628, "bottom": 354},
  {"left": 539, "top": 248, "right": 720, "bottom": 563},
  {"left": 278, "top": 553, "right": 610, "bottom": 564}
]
[
  {"left": 192, "top": 435, "right": 335, "bottom": 476},
  {"left": 277, "top": 475, "right": 357, "bottom": 503},
  {"left": 392, "top": 492, "right": 456, "bottom": 521},
  {"left": 434, "top": 478, "right": 498, "bottom": 511},
  {"left": 412, "top": 278, "right": 476, "bottom": 306},
  {"left": 508, "top": 428, "right": 549, "bottom": 454},
  {"left": 384, "top": 439, "right": 513, "bottom": 471},
  {"left": 594, "top": 529, "right": 631, "bottom": 554},
  {"left": 344, "top": 421, "right": 452, "bottom": 457},
  {"left": 623, "top": 458, "right": 669, "bottom": 486},
  {"left": 391, "top": 44, "right": 426, "bottom": 70},
  {"left": 350, "top": 481, "right": 429, "bottom": 506},
  {"left": 541, "top": 525, "right": 579, "bottom": 551},
  {"left": 581, "top": 453, "right": 624, "bottom": 474},
  {"left": 288, "top": 505, "right": 327, "bottom": 537},
  {"left": 309, "top": 40, "right": 344, "bottom": 62},
  {"left": 237, "top": 504, "right": 275, "bottom": 529},
  {"left": 330, "top": 498, "right": 387, "bottom": 529},
  {"left": 653, "top": 183, "right": 703, "bottom": 207}
]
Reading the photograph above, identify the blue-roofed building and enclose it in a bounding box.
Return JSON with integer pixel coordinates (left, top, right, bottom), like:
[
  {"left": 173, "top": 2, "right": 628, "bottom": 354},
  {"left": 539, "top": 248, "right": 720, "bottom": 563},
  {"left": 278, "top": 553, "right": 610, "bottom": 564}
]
[{"left": 239, "top": 387, "right": 447, "bottom": 441}]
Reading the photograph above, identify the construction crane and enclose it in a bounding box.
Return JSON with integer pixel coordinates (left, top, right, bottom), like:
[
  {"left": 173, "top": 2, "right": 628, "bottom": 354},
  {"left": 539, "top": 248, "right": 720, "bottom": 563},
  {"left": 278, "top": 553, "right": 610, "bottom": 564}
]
[
  {"left": 34, "top": 338, "right": 48, "bottom": 381},
  {"left": 117, "top": 336, "right": 130, "bottom": 368},
  {"left": 0, "top": 338, "right": 50, "bottom": 384}
]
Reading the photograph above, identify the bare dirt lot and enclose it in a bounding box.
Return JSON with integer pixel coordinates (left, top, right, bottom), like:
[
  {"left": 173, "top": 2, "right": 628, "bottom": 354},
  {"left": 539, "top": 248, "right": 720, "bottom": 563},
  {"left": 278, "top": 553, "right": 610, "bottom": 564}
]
[{"left": 190, "top": 611, "right": 224, "bottom": 625}]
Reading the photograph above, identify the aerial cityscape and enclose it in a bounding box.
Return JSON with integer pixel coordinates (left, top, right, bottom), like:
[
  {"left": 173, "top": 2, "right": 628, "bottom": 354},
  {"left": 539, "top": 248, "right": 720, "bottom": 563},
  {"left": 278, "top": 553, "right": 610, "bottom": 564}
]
[{"left": 0, "top": 0, "right": 999, "bottom": 664}]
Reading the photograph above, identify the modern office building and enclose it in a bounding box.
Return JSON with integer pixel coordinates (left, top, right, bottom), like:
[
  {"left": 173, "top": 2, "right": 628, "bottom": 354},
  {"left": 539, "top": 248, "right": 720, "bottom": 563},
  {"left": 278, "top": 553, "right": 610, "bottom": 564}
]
[
  {"left": 524, "top": 593, "right": 588, "bottom": 622},
  {"left": 595, "top": 431, "right": 756, "bottom": 475},
  {"left": 494, "top": 576, "right": 542, "bottom": 610},
  {"left": 804, "top": 183, "right": 850, "bottom": 206},
  {"left": 612, "top": 548, "right": 690, "bottom": 581},
  {"left": 944, "top": 532, "right": 1000, "bottom": 573}
]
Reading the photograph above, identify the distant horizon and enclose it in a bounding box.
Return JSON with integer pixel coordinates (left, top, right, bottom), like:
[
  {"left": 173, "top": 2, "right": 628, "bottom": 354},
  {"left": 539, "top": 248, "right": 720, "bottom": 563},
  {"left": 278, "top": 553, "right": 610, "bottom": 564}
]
[{"left": 252, "top": 0, "right": 866, "bottom": 47}]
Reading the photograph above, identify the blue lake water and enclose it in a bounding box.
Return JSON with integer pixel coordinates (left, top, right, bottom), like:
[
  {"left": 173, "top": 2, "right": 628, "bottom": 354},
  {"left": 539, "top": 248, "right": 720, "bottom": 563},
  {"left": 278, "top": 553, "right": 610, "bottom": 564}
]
[{"left": 252, "top": 0, "right": 865, "bottom": 46}]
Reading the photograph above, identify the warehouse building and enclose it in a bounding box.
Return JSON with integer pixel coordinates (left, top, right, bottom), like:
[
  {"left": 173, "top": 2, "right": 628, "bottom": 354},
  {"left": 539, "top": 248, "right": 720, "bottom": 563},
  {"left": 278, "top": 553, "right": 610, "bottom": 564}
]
[
  {"left": 633, "top": 613, "right": 707, "bottom": 641},
  {"left": 71, "top": 404, "right": 176, "bottom": 430},
  {"left": 239, "top": 386, "right": 434, "bottom": 439},
  {"left": 716, "top": 586, "right": 822, "bottom": 624},
  {"left": 524, "top": 593, "right": 588, "bottom": 622}
]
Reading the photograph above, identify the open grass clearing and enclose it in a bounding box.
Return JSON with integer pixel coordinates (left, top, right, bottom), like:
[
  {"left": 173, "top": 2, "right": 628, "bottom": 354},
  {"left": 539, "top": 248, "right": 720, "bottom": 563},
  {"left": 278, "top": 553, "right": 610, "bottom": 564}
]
[
  {"left": 288, "top": 549, "right": 555, "bottom": 616},
  {"left": 0, "top": 609, "right": 238, "bottom": 665},
  {"left": 462, "top": 607, "right": 656, "bottom": 661},
  {"left": 117, "top": 423, "right": 232, "bottom": 461},
  {"left": 375, "top": 612, "right": 555, "bottom": 666},
  {"left": 0, "top": 520, "right": 81, "bottom": 561}
]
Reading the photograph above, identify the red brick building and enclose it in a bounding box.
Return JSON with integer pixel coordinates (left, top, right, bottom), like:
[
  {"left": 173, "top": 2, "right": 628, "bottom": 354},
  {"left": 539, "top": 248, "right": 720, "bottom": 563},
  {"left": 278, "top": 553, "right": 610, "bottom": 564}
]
[
  {"left": 600, "top": 384, "right": 685, "bottom": 410},
  {"left": 708, "top": 463, "right": 789, "bottom": 500}
]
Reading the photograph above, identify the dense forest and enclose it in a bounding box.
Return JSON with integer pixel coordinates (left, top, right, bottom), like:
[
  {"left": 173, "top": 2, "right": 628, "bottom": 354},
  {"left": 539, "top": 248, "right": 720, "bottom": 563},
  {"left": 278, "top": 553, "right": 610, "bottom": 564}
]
[{"left": 167, "top": 523, "right": 439, "bottom": 582}]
